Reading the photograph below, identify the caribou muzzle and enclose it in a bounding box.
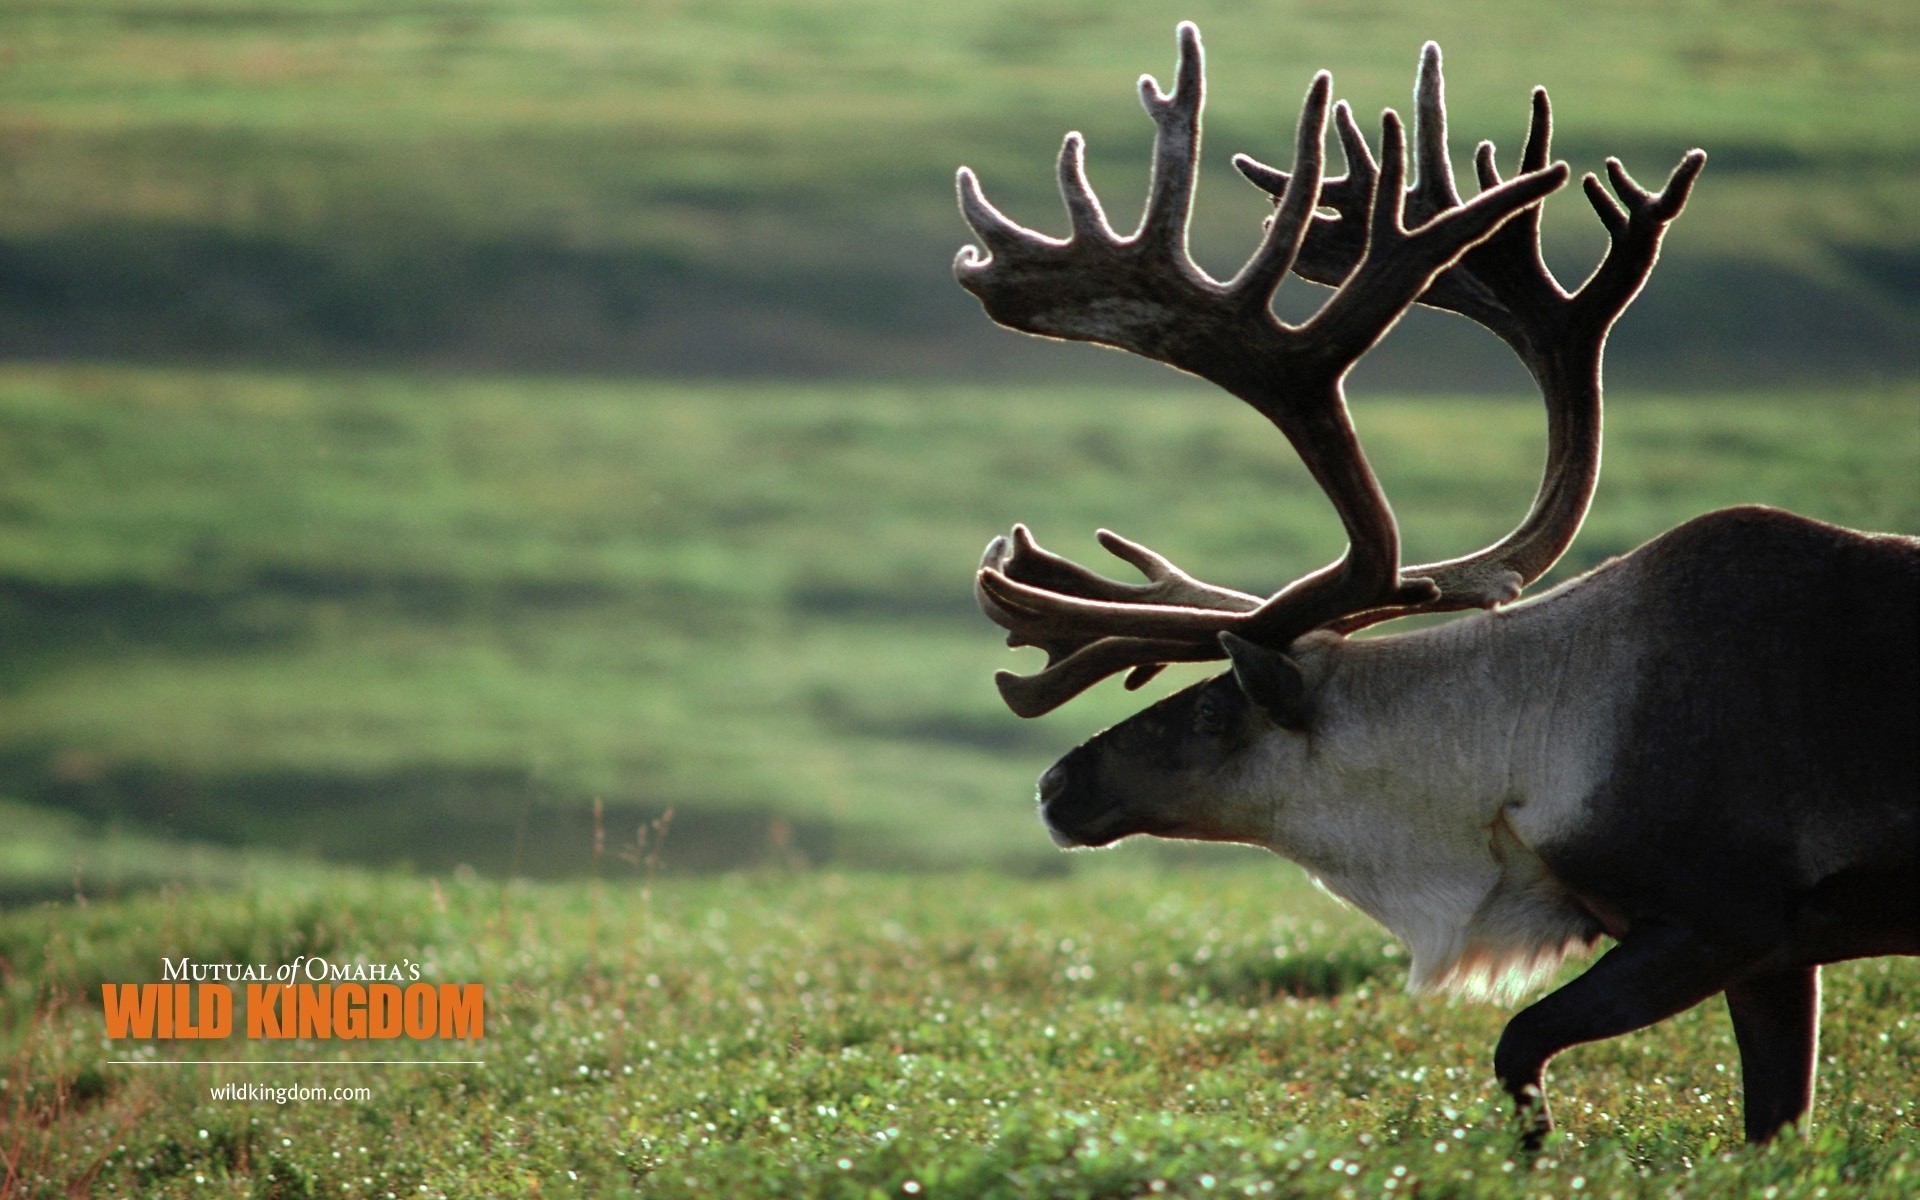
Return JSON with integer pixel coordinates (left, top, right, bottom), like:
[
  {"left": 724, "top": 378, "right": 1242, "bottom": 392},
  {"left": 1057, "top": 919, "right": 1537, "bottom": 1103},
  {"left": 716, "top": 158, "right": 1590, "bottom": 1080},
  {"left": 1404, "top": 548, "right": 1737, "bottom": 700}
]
[{"left": 1034, "top": 749, "right": 1121, "bottom": 848}]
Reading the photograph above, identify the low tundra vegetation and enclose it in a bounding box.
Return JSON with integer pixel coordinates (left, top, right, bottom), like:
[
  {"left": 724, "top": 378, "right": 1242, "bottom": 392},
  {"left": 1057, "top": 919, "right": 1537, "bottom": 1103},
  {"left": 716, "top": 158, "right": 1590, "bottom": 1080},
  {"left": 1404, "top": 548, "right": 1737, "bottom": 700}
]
[{"left": 2, "top": 861, "right": 1914, "bottom": 1197}]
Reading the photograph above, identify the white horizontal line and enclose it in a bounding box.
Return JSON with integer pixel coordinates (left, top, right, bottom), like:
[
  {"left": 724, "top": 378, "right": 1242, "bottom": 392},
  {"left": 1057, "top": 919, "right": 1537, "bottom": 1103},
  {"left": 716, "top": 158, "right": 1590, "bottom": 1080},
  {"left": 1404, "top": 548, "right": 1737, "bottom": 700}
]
[{"left": 109, "top": 1060, "right": 486, "bottom": 1066}]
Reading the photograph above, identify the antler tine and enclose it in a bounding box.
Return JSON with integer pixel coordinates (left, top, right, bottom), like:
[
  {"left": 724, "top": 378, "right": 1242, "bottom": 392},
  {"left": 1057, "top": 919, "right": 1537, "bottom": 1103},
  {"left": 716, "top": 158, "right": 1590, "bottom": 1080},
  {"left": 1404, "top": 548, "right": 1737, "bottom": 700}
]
[
  {"left": 1135, "top": 21, "right": 1207, "bottom": 258},
  {"left": 994, "top": 635, "right": 1225, "bottom": 720},
  {"left": 1056, "top": 133, "right": 1116, "bottom": 242},
  {"left": 955, "top": 167, "right": 1050, "bottom": 278},
  {"left": 1409, "top": 42, "right": 1464, "bottom": 220},
  {"left": 1466, "top": 85, "right": 1560, "bottom": 304},
  {"left": 1226, "top": 72, "right": 1333, "bottom": 311}
]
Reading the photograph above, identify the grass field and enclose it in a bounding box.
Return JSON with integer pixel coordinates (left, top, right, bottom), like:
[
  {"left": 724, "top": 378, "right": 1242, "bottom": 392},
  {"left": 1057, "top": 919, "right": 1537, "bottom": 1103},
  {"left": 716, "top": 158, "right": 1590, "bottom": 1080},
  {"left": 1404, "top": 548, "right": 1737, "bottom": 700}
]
[
  {"left": 1, "top": 0, "right": 1913, "bottom": 374},
  {"left": 3, "top": 864, "right": 1915, "bottom": 1196}
]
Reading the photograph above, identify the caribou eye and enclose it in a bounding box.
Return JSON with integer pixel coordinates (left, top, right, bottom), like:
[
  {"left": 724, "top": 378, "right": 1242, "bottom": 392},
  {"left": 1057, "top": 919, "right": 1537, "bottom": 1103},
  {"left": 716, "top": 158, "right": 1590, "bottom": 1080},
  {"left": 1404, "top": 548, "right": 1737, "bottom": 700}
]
[{"left": 1193, "top": 693, "right": 1229, "bottom": 737}]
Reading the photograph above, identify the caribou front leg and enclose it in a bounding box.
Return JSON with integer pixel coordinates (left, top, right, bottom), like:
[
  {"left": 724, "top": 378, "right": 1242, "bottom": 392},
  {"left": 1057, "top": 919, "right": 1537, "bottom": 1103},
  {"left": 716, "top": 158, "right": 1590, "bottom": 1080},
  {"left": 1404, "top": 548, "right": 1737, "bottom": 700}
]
[{"left": 1492, "top": 925, "right": 1754, "bottom": 1149}]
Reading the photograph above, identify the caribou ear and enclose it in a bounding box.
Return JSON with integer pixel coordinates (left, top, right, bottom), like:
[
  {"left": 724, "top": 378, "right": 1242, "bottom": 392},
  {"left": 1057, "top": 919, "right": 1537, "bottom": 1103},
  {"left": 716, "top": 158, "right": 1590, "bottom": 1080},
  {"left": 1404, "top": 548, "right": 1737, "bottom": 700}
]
[{"left": 1220, "top": 632, "right": 1312, "bottom": 731}]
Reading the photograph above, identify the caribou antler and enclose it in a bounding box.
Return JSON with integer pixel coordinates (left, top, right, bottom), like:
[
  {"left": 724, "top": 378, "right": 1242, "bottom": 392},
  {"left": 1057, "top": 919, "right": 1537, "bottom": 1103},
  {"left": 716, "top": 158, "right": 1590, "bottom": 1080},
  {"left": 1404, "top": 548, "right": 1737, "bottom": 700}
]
[
  {"left": 1234, "top": 43, "right": 1706, "bottom": 632},
  {"left": 959, "top": 24, "right": 1589, "bottom": 716}
]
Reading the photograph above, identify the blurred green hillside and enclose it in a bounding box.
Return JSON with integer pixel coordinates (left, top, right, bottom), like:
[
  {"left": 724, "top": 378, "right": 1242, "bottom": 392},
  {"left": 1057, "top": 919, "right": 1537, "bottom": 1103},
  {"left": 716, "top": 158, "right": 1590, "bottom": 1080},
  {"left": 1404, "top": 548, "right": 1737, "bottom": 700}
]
[
  {"left": 1, "top": 364, "right": 1914, "bottom": 891},
  {"left": 2, "top": 0, "right": 1914, "bottom": 380}
]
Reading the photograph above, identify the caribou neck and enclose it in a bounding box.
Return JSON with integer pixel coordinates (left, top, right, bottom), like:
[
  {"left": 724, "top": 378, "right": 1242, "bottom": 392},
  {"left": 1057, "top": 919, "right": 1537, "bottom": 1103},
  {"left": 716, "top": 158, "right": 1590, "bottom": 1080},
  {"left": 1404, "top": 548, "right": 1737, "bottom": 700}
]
[{"left": 1257, "top": 576, "right": 1642, "bottom": 996}]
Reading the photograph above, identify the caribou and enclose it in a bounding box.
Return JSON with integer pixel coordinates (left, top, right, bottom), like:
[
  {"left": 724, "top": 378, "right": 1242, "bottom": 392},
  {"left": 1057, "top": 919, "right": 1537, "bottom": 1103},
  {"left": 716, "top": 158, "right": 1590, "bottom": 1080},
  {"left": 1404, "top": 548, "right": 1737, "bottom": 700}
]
[{"left": 954, "top": 23, "right": 1919, "bottom": 1146}]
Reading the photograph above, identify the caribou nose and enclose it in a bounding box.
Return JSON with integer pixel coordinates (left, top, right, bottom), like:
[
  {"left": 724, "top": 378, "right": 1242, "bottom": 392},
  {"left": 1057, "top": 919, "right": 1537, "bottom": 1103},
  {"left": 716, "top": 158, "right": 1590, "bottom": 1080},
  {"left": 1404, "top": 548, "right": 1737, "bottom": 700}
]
[
  {"left": 1037, "top": 760, "right": 1071, "bottom": 803},
  {"left": 1037, "top": 759, "right": 1081, "bottom": 848}
]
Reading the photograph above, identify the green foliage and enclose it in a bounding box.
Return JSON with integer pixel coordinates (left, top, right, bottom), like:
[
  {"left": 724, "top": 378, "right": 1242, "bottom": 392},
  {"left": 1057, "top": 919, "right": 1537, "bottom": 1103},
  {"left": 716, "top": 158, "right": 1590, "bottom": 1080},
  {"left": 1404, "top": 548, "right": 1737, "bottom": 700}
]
[
  {"left": 2, "top": 365, "right": 1915, "bottom": 879},
  {"left": 2, "top": 866, "right": 1914, "bottom": 1195}
]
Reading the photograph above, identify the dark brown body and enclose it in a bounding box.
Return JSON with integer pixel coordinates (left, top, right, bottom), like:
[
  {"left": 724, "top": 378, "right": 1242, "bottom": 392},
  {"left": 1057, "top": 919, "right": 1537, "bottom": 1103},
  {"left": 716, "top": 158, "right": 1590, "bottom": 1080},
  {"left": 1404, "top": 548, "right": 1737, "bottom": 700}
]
[
  {"left": 1506, "top": 508, "right": 1919, "bottom": 1143},
  {"left": 1557, "top": 507, "right": 1919, "bottom": 957}
]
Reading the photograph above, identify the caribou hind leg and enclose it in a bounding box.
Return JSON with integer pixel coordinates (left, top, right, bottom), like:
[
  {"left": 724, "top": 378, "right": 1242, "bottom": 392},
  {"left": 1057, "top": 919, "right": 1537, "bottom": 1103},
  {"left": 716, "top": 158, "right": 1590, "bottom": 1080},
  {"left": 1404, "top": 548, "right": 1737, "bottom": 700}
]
[
  {"left": 1724, "top": 965, "right": 1820, "bottom": 1143},
  {"left": 1493, "top": 925, "right": 1756, "bottom": 1149}
]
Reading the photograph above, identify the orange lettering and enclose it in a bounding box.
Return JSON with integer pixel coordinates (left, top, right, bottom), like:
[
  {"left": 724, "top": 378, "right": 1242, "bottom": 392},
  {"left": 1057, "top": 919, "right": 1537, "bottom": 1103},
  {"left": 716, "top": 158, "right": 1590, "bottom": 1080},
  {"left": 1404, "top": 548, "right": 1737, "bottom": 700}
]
[
  {"left": 297, "top": 984, "right": 332, "bottom": 1038},
  {"left": 198, "top": 984, "right": 234, "bottom": 1038},
  {"left": 440, "top": 984, "right": 485, "bottom": 1039},
  {"left": 402, "top": 983, "right": 435, "bottom": 1039},
  {"left": 369, "top": 984, "right": 402, "bottom": 1038},
  {"left": 333, "top": 983, "right": 366, "bottom": 1039},
  {"left": 247, "top": 984, "right": 286, "bottom": 1038},
  {"left": 102, "top": 984, "right": 159, "bottom": 1039}
]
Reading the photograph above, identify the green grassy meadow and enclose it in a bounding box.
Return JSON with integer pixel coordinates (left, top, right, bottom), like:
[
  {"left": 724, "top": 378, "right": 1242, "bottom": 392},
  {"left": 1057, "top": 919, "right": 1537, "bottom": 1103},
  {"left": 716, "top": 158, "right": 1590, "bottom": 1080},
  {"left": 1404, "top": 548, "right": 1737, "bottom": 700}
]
[{"left": 3, "top": 866, "right": 1916, "bottom": 1197}]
